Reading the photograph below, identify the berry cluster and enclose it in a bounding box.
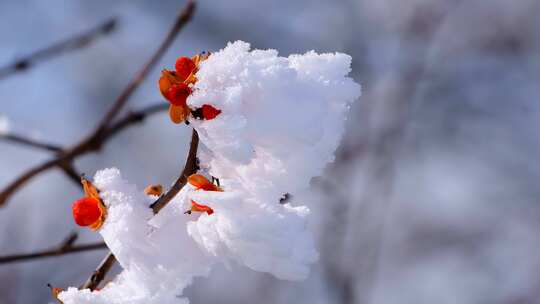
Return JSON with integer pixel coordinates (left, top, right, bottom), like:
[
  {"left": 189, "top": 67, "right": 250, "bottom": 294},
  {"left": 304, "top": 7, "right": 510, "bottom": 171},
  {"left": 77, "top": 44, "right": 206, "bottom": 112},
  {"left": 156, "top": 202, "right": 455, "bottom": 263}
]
[
  {"left": 159, "top": 54, "right": 221, "bottom": 124},
  {"left": 72, "top": 54, "right": 223, "bottom": 230}
]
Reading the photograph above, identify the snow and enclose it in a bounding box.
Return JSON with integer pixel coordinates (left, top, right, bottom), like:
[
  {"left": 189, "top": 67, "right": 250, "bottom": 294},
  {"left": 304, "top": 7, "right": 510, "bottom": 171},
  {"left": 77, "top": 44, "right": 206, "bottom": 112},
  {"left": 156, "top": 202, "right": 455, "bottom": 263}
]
[
  {"left": 0, "top": 115, "right": 9, "bottom": 135},
  {"left": 59, "top": 41, "right": 360, "bottom": 303},
  {"left": 60, "top": 169, "right": 213, "bottom": 304}
]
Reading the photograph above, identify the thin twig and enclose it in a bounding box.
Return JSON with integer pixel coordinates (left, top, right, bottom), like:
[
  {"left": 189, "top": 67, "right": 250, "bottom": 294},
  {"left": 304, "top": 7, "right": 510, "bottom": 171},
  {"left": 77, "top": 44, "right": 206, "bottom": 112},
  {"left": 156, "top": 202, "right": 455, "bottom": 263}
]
[
  {"left": 0, "top": 134, "right": 62, "bottom": 152},
  {"left": 0, "top": 135, "right": 84, "bottom": 186},
  {"left": 81, "top": 128, "right": 199, "bottom": 290},
  {"left": 0, "top": 2, "right": 194, "bottom": 208},
  {"left": 0, "top": 103, "right": 169, "bottom": 207},
  {"left": 101, "top": 103, "right": 168, "bottom": 141},
  {"left": 58, "top": 161, "right": 84, "bottom": 186},
  {"left": 61, "top": 232, "right": 79, "bottom": 248},
  {"left": 0, "top": 243, "right": 107, "bottom": 264},
  {"left": 80, "top": 252, "right": 116, "bottom": 290},
  {"left": 0, "top": 128, "right": 197, "bottom": 280},
  {"left": 95, "top": 0, "right": 195, "bottom": 133},
  {"left": 0, "top": 233, "right": 106, "bottom": 264},
  {"left": 0, "top": 104, "right": 167, "bottom": 264},
  {"left": 0, "top": 18, "right": 116, "bottom": 80},
  {"left": 0, "top": 0, "right": 196, "bottom": 291}
]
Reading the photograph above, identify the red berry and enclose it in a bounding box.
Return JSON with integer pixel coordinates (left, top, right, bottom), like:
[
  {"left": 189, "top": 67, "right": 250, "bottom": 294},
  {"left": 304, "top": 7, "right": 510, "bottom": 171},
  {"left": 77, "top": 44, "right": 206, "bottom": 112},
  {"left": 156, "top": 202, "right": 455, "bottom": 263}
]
[
  {"left": 175, "top": 57, "right": 196, "bottom": 80},
  {"left": 165, "top": 83, "right": 192, "bottom": 106},
  {"left": 201, "top": 104, "right": 221, "bottom": 120},
  {"left": 72, "top": 197, "right": 102, "bottom": 226}
]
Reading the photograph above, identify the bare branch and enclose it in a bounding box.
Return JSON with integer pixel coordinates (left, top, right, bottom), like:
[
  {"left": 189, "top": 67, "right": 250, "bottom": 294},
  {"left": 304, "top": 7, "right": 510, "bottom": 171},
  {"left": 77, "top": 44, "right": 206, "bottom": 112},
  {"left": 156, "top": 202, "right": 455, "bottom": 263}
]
[
  {"left": 58, "top": 161, "right": 84, "bottom": 187},
  {"left": 80, "top": 252, "right": 116, "bottom": 290},
  {"left": 102, "top": 103, "right": 168, "bottom": 141},
  {"left": 0, "top": 233, "right": 106, "bottom": 264},
  {"left": 0, "top": 128, "right": 197, "bottom": 284},
  {"left": 0, "top": 18, "right": 117, "bottom": 80},
  {"left": 81, "top": 129, "right": 199, "bottom": 290},
  {"left": 0, "top": 158, "right": 63, "bottom": 206},
  {"left": 0, "top": 4, "right": 194, "bottom": 209},
  {"left": 0, "top": 0, "right": 197, "bottom": 293},
  {"left": 0, "top": 134, "right": 62, "bottom": 152},
  {"left": 95, "top": 0, "right": 195, "bottom": 133},
  {"left": 0, "top": 103, "right": 169, "bottom": 207},
  {"left": 61, "top": 232, "right": 79, "bottom": 249}
]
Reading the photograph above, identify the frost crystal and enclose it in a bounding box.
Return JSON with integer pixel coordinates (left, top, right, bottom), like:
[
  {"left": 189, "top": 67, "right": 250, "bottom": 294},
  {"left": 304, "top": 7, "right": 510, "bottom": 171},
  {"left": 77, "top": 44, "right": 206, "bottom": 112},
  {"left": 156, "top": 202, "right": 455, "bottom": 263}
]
[{"left": 59, "top": 41, "right": 360, "bottom": 304}]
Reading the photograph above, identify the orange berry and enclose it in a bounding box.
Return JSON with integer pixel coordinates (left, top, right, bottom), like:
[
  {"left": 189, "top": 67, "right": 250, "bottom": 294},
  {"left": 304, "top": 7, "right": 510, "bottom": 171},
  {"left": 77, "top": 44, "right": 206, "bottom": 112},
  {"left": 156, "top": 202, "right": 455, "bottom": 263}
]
[
  {"left": 188, "top": 174, "right": 220, "bottom": 191},
  {"left": 72, "top": 197, "right": 102, "bottom": 227},
  {"left": 169, "top": 104, "right": 189, "bottom": 124},
  {"left": 201, "top": 104, "right": 221, "bottom": 120},
  {"left": 165, "top": 83, "right": 192, "bottom": 106},
  {"left": 191, "top": 200, "right": 214, "bottom": 215},
  {"left": 158, "top": 74, "right": 172, "bottom": 96},
  {"left": 175, "top": 56, "right": 196, "bottom": 80}
]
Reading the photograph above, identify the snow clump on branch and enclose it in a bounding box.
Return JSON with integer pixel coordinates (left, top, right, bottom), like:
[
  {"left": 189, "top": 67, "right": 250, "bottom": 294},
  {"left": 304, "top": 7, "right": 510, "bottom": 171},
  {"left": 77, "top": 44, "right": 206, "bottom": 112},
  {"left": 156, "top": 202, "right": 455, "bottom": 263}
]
[{"left": 59, "top": 40, "right": 360, "bottom": 304}]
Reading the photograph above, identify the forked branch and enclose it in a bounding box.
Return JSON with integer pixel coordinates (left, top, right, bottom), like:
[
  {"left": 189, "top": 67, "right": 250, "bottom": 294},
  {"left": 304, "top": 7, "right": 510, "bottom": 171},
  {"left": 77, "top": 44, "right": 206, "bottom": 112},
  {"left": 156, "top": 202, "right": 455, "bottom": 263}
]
[
  {"left": 0, "top": 0, "right": 194, "bottom": 208},
  {"left": 81, "top": 129, "right": 199, "bottom": 290}
]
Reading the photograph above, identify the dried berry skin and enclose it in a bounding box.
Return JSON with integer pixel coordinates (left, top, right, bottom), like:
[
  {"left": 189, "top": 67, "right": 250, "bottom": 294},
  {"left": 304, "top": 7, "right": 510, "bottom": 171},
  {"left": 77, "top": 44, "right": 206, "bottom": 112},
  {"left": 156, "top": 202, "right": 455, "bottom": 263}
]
[
  {"left": 48, "top": 284, "right": 64, "bottom": 304},
  {"left": 188, "top": 174, "right": 220, "bottom": 191},
  {"left": 72, "top": 197, "right": 102, "bottom": 226},
  {"left": 201, "top": 104, "right": 222, "bottom": 120},
  {"left": 191, "top": 200, "right": 214, "bottom": 215},
  {"left": 175, "top": 56, "right": 196, "bottom": 80},
  {"left": 144, "top": 184, "right": 163, "bottom": 196}
]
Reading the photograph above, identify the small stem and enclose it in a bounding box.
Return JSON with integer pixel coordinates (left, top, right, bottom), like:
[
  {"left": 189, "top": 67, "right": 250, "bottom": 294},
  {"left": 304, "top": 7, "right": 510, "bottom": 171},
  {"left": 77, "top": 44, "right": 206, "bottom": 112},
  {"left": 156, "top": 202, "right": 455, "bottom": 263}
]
[
  {"left": 81, "top": 129, "right": 199, "bottom": 290},
  {"left": 80, "top": 252, "right": 116, "bottom": 290}
]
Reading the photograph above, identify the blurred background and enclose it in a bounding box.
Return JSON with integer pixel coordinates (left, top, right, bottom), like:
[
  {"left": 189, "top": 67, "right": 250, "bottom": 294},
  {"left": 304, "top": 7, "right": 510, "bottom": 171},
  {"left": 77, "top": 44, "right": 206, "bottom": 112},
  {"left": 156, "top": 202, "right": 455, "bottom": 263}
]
[{"left": 1, "top": 0, "right": 539, "bottom": 303}]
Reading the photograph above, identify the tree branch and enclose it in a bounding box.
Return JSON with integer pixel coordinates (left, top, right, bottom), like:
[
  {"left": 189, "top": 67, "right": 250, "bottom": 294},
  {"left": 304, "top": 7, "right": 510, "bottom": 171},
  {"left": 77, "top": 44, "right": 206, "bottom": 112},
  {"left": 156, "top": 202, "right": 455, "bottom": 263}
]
[
  {"left": 0, "top": 233, "right": 107, "bottom": 264},
  {"left": 94, "top": 0, "right": 195, "bottom": 133},
  {"left": 57, "top": 161, "right": 84, "bottom": 187},
  {"left": 0, "top": 127, "right": 197, "bottom": 285},
  {"left": 0, "top": 18, "right": 117, "bottom": 80},
  {"left": 0, "top": 102, "right": 167, "bottom": 208},
  {"left": 0, "top": 104, "right": 170, "bottom": 262},
  {"left": 81, "top": 129, "right": 199, "bottom": 290},
  {"left": 0, "top": 2, "right": 194, "bottom": 209},
  {"left": 80, "top": 252, "right": 116, "bottom": 290},
  {"left": 0, "top": 134, "right": 62, "bottom": 152},
  {"left": 0, "top": 0, "right": 197, "bottom": 293},
  {"left": 102, "top": 103, "right": 169, "bottom": 141}
]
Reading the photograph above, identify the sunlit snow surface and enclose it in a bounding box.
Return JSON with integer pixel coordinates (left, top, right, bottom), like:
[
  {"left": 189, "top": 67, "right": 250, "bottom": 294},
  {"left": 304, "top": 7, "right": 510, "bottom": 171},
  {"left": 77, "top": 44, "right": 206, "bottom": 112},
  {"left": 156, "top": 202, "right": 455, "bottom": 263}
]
[{"left": 59, "top": 41, "right": 360, "bottom": 304}]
